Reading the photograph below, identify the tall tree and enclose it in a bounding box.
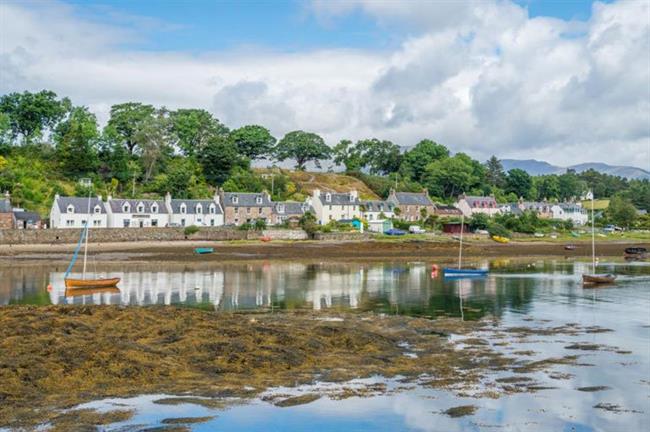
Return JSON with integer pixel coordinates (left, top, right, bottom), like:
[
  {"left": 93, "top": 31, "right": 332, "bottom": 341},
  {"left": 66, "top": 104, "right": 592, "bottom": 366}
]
[
  {"left": 0, "top": 90, "right": 70, "bottom": 144},
  {"left": 274, "top": 130, "right": 331, "bottom": 170},
  {"left": 484, "top": 155, "right": 506, "bottom": 188},
  {"left": 0, "top": 112, "right": 11, "bottom": 154},
  {"left": 106, "top": 102, "right": 156, "bottom": 154},
  {"left": 97, "top": 128, "right": 130, "bottom": 184},
  {"left": 607, "top": 195, "right": 638, "bottom": 229},
  {"left": 506, "top": 168, "right": 533, "bottom": 199},
  {"left": 332, "top": 139, "right": 364, "bottom": 172},
  {"left": 358, "top": 138, "right": 402, "bottom": 175},
  {"left": 228, "top": 125, "right": 276, "bottom": 160},
  {"left": 400, "top": 139, "right": 449, "bottom": 182},
  {"left": 198, "top": 135, "right": 249, "bottom": 185},
  {"left": 423, "top": 154, "right": 479, "bottom": 199},
  {"left": 134, "top": 111, "right": 173, "bottom": 181},
  {"left": 54, "top": 107, "right": 99, "bottom": 178},
  {"left": 558, "top": 170, "right": 586, "bottom": 201},
  {"left": 170, "top": 109, "right": 228, "bottom": 157}
]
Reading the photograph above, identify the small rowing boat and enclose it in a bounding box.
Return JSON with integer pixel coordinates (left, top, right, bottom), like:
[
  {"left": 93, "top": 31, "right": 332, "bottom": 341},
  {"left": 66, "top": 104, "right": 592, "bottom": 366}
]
[
  {"left": 492, "top": 235, "right": 510, "bottom": 243},
  {"left": 582, "top": 274, "right": 616, "bottom": 285},
  {"left": 65, "top": 277, "right": 121, "bottom": 289},
  {"left": 582, "top": 191, "right": 615, "bottom": 286},
  {"left": 64, "top": 286, "right": 121, "bottom": 297},
  {"left": 194, "top": 247, "right": 214, "bottom": 255}
]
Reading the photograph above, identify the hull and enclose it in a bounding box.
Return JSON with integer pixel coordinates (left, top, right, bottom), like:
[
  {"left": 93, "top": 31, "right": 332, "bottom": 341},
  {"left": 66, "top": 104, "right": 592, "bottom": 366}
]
[
  {"left": 64, "top": 277, "right": 120, "bottom": 289},
  {"left": 194, "top": 247, "right": 214, "bottom": 254},
  {"left": 444, "top": 268, "right": 488, "bottom": 277},
  {"left": 582, "top": 274, "right": 616, "bottom": 285},
  {"left": 65, "top": 287, "right": 120, "bottom": 297},
  {"left": 492, "top": 236, "right": 510, "bottom": 243}
]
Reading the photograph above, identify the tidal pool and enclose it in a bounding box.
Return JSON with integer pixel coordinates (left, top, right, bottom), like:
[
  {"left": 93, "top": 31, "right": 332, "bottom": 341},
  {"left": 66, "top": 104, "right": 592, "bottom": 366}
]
[{"left": 1, "top": 258, "right": 649, "bottom": 431}]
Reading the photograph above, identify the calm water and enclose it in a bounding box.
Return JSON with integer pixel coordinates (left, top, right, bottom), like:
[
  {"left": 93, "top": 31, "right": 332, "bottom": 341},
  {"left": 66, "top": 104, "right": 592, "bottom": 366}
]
[{"left": 2, "top": 258, "right": 650, "bottom": 431}]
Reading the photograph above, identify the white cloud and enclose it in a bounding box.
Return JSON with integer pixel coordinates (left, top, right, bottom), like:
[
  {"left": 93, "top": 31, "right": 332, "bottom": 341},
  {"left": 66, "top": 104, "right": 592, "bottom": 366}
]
[{"left": 0, "top": 0, "right": 648, "bottom": 167}]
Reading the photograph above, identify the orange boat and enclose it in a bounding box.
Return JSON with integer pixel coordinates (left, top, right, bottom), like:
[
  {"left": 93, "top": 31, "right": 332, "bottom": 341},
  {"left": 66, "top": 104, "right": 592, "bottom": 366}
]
[
  {"left": 64, "top": 277, "right": 121, "bottom": 290},
  {"left": 64, "top": 286, "right": 120, "bottom": 297}
]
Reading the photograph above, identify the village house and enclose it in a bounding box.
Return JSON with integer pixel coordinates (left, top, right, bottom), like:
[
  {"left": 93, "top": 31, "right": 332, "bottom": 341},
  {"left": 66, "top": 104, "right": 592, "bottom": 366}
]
[
  {"left": 271, "top": 201, "right": 309, "bottom": 226},
  {"left": 551, "top": 203, "right": 588, "bottom": 226},
  {"left": 167, "top": 192, "right": 224, "bottom": 227},
  {"left": 310, "top": 189, "right": 361, "bottom": 225},
  {"left": 106, "top": 197, "right": 169, "bottom": 228},
  {"left": 49, "top": 195, "right": 108, "bottom": 228},
  {"left": 360, "top": 200, "right": 394, "bottom": 221},
  {"left": 433, "top": 204, "right": 463, "bottom": 218},
  {"left": 455, "top": 194, "right": 500, "bottom": 218},
  {"left": 386, "top": 189, "right": 435, "bottom": 222},
  {"left": 13, "top": 210, "right": 42, "bottom": 229},
  {"left": 0, "top": 195, "right": 16, "bottom": 229},
  {"left": 220, "top": 191, "right": 272, "bottom": 226},
  {"left": 517, "top": 199, "right": 553, "bottom": 218}
]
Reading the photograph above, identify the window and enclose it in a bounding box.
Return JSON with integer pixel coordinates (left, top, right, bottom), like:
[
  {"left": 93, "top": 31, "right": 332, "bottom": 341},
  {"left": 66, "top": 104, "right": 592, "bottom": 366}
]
[
  {"left": 81, "top": 219, "right": 87, "bottom": 226},
  {"left": 325, "top": 193, "right": 331, "bottom": 202},
  {"left": 180, "top": 204, "right": 186, "bottom": 214},
  {"left": 139, "top": 220, "right": 144, "bottom": 228},
  {"left": 181, "top": 218, "right": 185, "bottom": 227},
  {"left": 94, "top": 205, "right": 101, "bottom": 214},
  {"left": 151, "top": 204, "right": 158, "bottom": 214},
  {"left": 93, "top": 220, "right": 101, "bottom": 227},
  {"left": 234, "top": 207, "right": 239, "bottom": 213},
  {"left": 66, "top": 219, "right": 74, "bottom": 227},
  {"left": 329, "top": 205, "right": 332, "bottom": 211},
  {"left": 247, "top": 207, "right": 251, "bottom": 214},
  {"left": 256, "top": 196, "right": 262, "bottom": 204},
  {"left": 123, "top": 220, "right": 130, "bottom": 227},
  {"left": 152, "top": 219, "right": 158, "bottom": 227},
  {"left": 67, "top": 205, "right": 74, "bottom": 214},
  {"left": 196, "top": 204, "right": 203, "bottom": 214},
  {"left": 209, "top": 205, "right": 215, "bottom": 214},
  {"left": 277, "top": 204, "right": 285, "bottom": 213},
  {"left": 137, "top": 203, "right": 144, "bottom": 213},
  {"left": 123, "top": 203, "right": 130, "bottom": 213},
  {"left": 232, "top": 195, "right": 239, "bottom": 204},
  {"left": 210, "top": 219, "right": 214, "bottom": 226}
]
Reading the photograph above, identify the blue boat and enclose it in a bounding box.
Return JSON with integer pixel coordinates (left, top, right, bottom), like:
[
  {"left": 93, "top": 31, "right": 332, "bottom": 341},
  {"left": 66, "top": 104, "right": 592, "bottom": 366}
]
[
  {"left": 194, "top": 247, "right": 214, "bottom": 255},
  {"left": 443, "top": 268, "right": 488, "bottom": 277}
]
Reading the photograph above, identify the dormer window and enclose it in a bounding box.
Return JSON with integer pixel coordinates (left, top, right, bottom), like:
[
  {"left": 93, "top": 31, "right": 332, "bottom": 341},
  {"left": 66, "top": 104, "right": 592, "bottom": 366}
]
[
  {"left": 123, "top": 203, "right": 130, "bottom": 213},
  {"left": 137, "top": 203, "right": 144, "bottom": 213},
  {"left": 232, "top": 195, "right": 239, "bottom": 204},
  {"left": 196, "top": 204, "right": 203, "bottom": 214},
  {"left": 256, "top": 196, "right": 262, "bottom": 205},
  {"left": 94, "top": 205, "right": 101, "bottom": 214},
  {"left": 151, "top": 204, "right": 158, "bottom": 214},
  {"left": 209, "top": 204, "right": 215, "bottom": 214},
  {"left": 349, "top": 194, "right": 354, "bottom": 202},
  {"left": 325, "top": 193, "right": 331, "bottom": 202},
  {"left": 277, "top": 204, "right": 285, "bottom": 213},
  {"left": 180, "top": 203, "right": 187, "bottom": 214},
  {"left": 67, "top": 205, "right": 74, "bottom": 214}
]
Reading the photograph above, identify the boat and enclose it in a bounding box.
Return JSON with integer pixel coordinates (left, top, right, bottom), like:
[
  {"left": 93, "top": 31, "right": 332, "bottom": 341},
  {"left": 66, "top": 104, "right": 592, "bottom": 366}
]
[
  {"left": 624, "top": 247, "right": 647, "bottom": 260},
  {"left": 64, "top": 179, "right": 120, "bottom": 290},
  {"left": 260, "top": 236, "right": 272, "bottom": 242},
  {"left": 582, "top": 191, "right": 615, "bottom": 286},
  {"left": 492, "top": 235, "right": 510, "bottom": 243},
  {"left": 64, "top": 286, "right": 120, "bottom": 297},
  {"left": 565, "top": 244, "right": 577, "bottom": 251},
  {"left": 444, "top": 214, "right": 488, "bottom": 278},
  {"left": 194, "top": 247, "right": 214, "bottom": 254}
]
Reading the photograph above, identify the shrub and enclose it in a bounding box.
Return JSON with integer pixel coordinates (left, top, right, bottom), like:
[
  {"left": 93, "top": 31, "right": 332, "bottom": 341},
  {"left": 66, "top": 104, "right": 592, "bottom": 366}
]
[
  {"left": 254, "top": 219, "right": 267, "bottom": 230},
  {"left": 184, "top": 225, "right": 200, "bottom": 236},
  {"left": 487, "top": 222, "right": 510, "bottom": 238},
  {"left": 238, "top": 222, "right": 252, "bottom": 231}
]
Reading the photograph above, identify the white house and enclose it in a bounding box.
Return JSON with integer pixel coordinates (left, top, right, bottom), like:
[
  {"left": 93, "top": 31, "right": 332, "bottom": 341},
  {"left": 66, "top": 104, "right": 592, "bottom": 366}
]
[
  {"left": 551, "top": 203, "right": 588, "bottom": 226},
  {"left": 49, "top": 195, "right": 108, "bottom": 228},
  {"left": 455, "top": 194, "right": 500, "bottom": 218},
  {"left": 106, "top": 197, "right": 169, "bottom": 228},
  {"left": 361, "top": 200, "right": 394, "bottom": 221},
  {"left": 167, "top": 192, "right": 224, "bottom": 227},
  {"left": 311, "top": 189, "right": 361, "bottom": 225}
]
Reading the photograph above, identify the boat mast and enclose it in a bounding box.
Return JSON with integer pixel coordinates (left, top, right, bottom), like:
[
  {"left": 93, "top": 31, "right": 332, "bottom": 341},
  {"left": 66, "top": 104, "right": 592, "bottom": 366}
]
[
  {"left": 82, "top": 178, "right": 91, "bottom": 280},
  {"left": 458, "top": 213, "right": 464, "bottom": 269},
  {"left": 591, "top": 190, "right": 595, "bottom": 274}
]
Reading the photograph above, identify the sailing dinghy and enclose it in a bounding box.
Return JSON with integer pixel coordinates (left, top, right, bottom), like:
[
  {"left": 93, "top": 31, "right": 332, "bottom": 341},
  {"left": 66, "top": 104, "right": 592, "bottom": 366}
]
[
  {"left": 444, "top": 214, "right": 488, "bottom": 278},
  {"left": 582, "top": 192, "right": 615, "bottom": 286}
]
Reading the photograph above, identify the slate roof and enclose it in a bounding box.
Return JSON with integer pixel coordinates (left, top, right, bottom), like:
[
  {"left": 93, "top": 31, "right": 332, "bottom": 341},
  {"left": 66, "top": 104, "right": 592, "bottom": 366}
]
[
  {"left": 0, "top": 198, "right": 11, "bottom": 213},
  {"left": 109, "top": 199, "right": 168, "bottom": 214},
  {"left": 169, "top": 199, "right": 223, "bottom": 215},
  {"left": 14, "top": 211, "right": 40, "bottom": 222},
  {"left": 391, "top": 192, "right": 434, "bottom": 206},
  {"left": 318, "top": 192, "right": 360, "bottom": 206},
  {"left": 56, "top": 197, "right": 106, "bottom": 214},
  {"left": 463, "top": 196, "right": 498, "bottom": 208},
  {"left": 502, "top": 203, "right": 523, "bottom": 215},
  {"left": 558, "top": 203, "right": 585, "bottom": 213},
  {"left": 273, "top": 202, "right": 308, "bottom": 215},
  {"left": 361, "top": 200, "right": 393, "bottom": 213},
  {"left": 222, "top": 192, "right": 272, "bottom": 207},
  {"left": 434, "top": 205, "right": 462, "bottom": 216}
]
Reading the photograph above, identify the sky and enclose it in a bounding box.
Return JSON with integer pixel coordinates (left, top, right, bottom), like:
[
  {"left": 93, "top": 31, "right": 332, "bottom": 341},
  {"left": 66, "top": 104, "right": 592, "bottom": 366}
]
[{"left": 1, "top": 0, "right": 649, "bottom": 168}]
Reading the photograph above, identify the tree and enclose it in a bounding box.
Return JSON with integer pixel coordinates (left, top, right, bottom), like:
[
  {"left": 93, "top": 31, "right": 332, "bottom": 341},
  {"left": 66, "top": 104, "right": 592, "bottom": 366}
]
[
  {"left": 106, "top": 102, "right": 156, "bottom": 154},
  {"left": 134, "top": 111, "right": 173, "bottom": 181},
  {"left": 558, "top": 170, "right": 586, "bottom": 201},
  {"left": 469, "top": 213, "right": 489, "bottom": 230},
  {"left": 400, "top": 139, "right": 449, "bottom": 182},
  {"left": 228, "top": 125, "right": 275, "bottom": 160},
  {"left": 198, "top": 136, "right": 249, "bottom": 185},
  {"left": 274, "top": 130, "right": 330, "bottom": 170},
  {"left": 359, "top": 138, "right": 402, "bottom": 175},
  {"left": 170, "top": 109, "right": 228, "bottom": 157},
  {"left": 534, "top": 175, "right": 561, "bottom": 201},
  {"left": 484, "top": 156, "right": 506, "bottom": 188},
  {"left": 608, "top": 195, "right": 638, "bottom": 229},
  {"left": 332, "top": 139, "right": 364, "bottom": 172},
  {"left": 97, "top": 129, "right": 130, "bottom": 184},
  {"left": 221, "top": 166, "right": 265, "bottom": 192},
  {"left": 0, "top": 90, "right": 70, "bottom": 143},
  {"left": 506, "top": 168, "right": 533, "bottom": 199},
  {"left": 54, "top": 107, "right": 99, "bottom": 178},
  {"left": 0, "top": 112, "right": 11, "bottom": 154},
  {"left": 423, "top": 154, "right": 479, "bottom": 199}
]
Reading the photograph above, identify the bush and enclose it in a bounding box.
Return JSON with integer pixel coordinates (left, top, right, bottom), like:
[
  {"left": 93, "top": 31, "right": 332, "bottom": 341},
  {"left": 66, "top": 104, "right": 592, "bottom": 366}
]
[
  {"left": 487, "top": 222, "right": 510, "bottom": 238},
  {"left": 184, "top": 225, "right": 199, "bottom": 236},
  {"left": 254, "top": 219, "right": 267, "bottom": 230},
  {"left": 238, "top": 222, "right": 252, "bottom": 231}
]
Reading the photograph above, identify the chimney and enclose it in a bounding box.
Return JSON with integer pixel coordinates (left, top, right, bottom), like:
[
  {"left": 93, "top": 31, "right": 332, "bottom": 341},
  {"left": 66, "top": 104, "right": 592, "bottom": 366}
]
[
  {"left": 313, "top": 189, "right": 321, "bottom": 198},
  {"left": 165, "top": 192, "right": 172, "bottom": 206},
  {"left": 107, "top": 195, "right": 113, "bottom": 202},
  {"left": 213, "top": 189, "right": 220, "bottom": 204},
  {"left": 349, "top": 189, "right": 358, "bottom": 200}
]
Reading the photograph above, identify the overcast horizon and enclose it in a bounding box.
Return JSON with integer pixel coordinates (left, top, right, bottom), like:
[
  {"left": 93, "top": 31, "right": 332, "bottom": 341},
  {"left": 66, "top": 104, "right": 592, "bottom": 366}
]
[{"left": 1, "top": 0, "right": 649, "bottom": 168}]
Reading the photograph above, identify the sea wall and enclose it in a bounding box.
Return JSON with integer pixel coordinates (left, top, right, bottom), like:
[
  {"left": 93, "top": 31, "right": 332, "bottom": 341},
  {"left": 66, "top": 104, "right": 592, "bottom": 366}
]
[
  {"left": 313, "top": 232, "right": 374, "bottom": 241},
  {"left": 0, "top": 227, "right": 308, "bottom": 245}
]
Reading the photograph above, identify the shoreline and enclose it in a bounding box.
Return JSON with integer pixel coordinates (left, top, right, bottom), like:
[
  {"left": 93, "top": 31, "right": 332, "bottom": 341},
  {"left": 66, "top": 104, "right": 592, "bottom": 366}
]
[{"left": 0, "top": 238, "right": 646, "bottom": 265}]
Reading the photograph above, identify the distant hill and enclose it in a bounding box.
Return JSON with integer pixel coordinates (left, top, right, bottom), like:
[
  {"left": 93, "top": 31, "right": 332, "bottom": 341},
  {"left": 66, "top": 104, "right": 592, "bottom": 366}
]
[{"left": 501, "top": 159, "right": 650, "bottom": 180}]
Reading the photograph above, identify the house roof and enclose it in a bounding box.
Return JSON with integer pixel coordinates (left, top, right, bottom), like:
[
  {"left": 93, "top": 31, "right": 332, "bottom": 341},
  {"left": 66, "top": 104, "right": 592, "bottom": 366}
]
[
  {"left": 391, "top": 192, "right": 434, "bottom": 206},
  {"left": 169, "top": 199, "right": 223, "bottom": 215},
  {"left": 222, "top": 192, "right": 272, "bottom": 207},
  {"left": 14, "top": 211, "right": 40, "bottom": 222},
  {"left": 0, "top": 198, "right": 11, "bottom": 213},
  {"left": 318, "top": 192, "right": 360, "bottom": 206},
  {"left": 462, "top": 196, "right": 497, "bottom": 207},
  {"left": 109, "top": 199, "right": 168, "bottom": 214},
  {"left": 56, "top": 197, "right": 106, "bottom": 214},
  {"left": 361, "top": 200, "right": 393, "bottom": 212},
  {"left": 434, "top": 205, "right": 462, "bottom": 215},
  {"left": 273, "top": 202, "right": 308, "bottom": 215},
  {"left": 558, "top": 203, "right": 585, "bottom": 212}
]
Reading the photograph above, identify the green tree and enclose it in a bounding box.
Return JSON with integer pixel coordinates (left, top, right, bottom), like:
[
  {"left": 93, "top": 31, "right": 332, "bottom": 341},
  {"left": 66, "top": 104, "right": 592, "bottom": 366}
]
[
  {"left": 106, "top": 102, "right": 156, "bottom": 154},
  {"left": 332, "top": 139, "right": 364, "bottom": 173},
  {"left": 423, "top": 154, "right": 479, "bottom": 199},
  {"left": 558, "top": 170, "right": 586, "bottom": 201},
  {"left": 0, "top": 112, "right": 11, "bottom": 154},
  {"left": 134, "top": 111, "right": 173, "bottom": 181},
  {"left": 54, "top": 107, "right": 99, "bottom": 178},
  {"left": 97, "top": 129, "right": 130, "bottom": 184},
  {"left": 400, "top": 139, "right": 449, "bottom": 182},
  {"left": 228, "top": 125, "right": 276, "bottom": 160},
  {"left": 0, "top": 90, "right": 71, "bottom": 143},
  {"left": 506, "top": 168, "right": 533, "bottom": 199},
  {"left": 170, "top": 109, "right": 228, "bottom": 157},
  {"left": 359, "top": 138, "right": 402, "bottom": 175},
  {"left": 469, "top": 213, "right": 489, "bottom": 230},
  {"left": 484, "top": 155, "right": 506, "bottom": 188},
  {"left": 198, "top": 135, "right": 249, "bottom": 185},
  {"left": 274, "top": 130, "right": 331, "bottom": 170},
  {"left": 534, "top": 175, "right": 561, "bottom": 201},
  {"left": 221, "top": 166, "right": 266, "bottom": 192},
  {"left": 607, "top": 195, "right": 638, "bottom": 229}
]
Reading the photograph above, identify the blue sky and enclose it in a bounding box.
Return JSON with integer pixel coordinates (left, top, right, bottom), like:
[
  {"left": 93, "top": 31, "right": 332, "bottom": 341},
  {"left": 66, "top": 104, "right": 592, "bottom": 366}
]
[{"left": 64, "top": 0, "right": 608, "bottom": 52}]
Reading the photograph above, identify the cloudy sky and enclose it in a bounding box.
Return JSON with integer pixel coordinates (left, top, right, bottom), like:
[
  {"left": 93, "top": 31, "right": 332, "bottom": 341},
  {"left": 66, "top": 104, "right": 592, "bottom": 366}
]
[{"left": 1, "top": 0, "right": 649, "bottom": 167}]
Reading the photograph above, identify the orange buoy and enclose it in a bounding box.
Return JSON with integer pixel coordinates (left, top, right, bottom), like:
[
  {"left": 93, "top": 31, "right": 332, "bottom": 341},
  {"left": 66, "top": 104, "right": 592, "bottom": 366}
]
[{"left": 47, "top": 284, "right": 53, "bottom": 292}]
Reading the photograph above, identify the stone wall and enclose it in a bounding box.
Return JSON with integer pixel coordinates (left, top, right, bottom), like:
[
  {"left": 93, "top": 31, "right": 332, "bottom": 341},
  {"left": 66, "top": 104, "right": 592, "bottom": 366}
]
[
  {"left": 313, "top": 232, "right": 374, "bottom": 241},
  {"left": 260, "top": 229, "right": 309, "bottom": 240}
]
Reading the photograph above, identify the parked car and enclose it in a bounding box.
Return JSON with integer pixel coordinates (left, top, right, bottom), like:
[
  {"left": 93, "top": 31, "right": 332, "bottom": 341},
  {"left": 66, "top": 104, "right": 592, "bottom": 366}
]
[
  {"left": 409, "top": 225, "right": 426, "bottom": 234},
  {"left": 384, "top": 228, "right": 407, "bottom": 236}
]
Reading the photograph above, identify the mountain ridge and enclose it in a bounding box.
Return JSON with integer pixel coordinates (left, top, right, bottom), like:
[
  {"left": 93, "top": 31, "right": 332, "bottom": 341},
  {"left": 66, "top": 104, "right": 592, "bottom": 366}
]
[{"left": 501, "top": 159, "right": 649, "bottom": 180}]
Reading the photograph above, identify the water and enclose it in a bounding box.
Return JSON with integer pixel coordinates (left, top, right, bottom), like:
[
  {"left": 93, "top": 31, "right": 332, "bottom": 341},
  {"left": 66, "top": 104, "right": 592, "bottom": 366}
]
[{"left": 2, "top": 258, "right": 650, "bottom": 430}]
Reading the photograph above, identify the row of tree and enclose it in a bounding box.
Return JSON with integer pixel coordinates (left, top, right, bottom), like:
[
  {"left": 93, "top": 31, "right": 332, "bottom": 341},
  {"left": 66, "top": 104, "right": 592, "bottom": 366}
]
[{"left": 1, "top": 90, "right": 648, "bottom": 217}]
